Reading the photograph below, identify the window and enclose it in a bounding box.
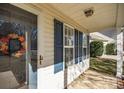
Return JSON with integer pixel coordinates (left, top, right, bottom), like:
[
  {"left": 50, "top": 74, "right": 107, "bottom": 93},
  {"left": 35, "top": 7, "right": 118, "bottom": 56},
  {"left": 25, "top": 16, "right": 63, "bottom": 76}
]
[
  {"left": 55, "top": 20, "right": 90, "bottom": 71},
  {"left": 64, "top": 24, "right": 74, "bottom": 68}
]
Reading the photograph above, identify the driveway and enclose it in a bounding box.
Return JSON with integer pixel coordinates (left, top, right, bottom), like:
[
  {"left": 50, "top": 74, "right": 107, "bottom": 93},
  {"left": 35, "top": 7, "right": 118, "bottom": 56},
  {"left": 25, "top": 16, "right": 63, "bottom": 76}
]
[{"left": 68, "top": 70, "right": 117, "bottom": 89}]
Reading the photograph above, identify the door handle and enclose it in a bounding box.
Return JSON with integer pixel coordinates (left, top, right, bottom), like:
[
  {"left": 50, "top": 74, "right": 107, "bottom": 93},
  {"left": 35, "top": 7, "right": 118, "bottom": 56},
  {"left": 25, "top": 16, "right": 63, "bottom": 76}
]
[{"left": 39, "top": 55, "right": 43, "bottom": 65}]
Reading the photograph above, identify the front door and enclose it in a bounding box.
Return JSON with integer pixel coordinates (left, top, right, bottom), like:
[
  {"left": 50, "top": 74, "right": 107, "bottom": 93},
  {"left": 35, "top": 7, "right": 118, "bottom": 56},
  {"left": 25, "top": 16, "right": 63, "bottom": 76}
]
[{"left": 0, "top": 4, "right": 37, "bottom": 89}]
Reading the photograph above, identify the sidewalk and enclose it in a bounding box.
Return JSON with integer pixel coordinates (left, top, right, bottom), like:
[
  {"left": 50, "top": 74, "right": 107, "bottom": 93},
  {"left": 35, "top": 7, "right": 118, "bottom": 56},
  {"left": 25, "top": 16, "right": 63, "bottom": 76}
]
[{"left": 100, "top": 55, "right": 124, "bottom": 60}]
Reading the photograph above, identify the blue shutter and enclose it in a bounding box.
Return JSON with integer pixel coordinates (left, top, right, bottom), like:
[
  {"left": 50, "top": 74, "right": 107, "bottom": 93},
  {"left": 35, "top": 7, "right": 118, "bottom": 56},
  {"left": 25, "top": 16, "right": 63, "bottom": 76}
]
[
  {"left": 75, "top": 29, "right": 79, "bottom": 64},
  {"left": 79, "top": 31, "right": 83, "bottom": 62},
  {"left": 54, "top": 19, "right": 63, "bottom": 73}
]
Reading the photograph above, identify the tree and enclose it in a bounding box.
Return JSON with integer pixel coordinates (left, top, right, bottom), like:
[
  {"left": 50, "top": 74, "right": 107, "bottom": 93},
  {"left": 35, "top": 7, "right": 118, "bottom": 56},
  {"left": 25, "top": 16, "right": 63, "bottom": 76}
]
[
  {"left": 90, "top": 41, "right": 103, "bottom": 57},
  {"left": 106, "top": 43, "right": 116, "bottom": 55}
]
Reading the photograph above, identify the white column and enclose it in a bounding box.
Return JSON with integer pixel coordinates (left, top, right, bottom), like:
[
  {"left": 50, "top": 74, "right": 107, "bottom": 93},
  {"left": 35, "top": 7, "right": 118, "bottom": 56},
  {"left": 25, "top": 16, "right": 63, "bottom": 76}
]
[
  {"left": 117, "top": 27, "right": 123, "bottom": 77},
  {"left": 103, "top": 42, "right": 107, "bottom": 56}
]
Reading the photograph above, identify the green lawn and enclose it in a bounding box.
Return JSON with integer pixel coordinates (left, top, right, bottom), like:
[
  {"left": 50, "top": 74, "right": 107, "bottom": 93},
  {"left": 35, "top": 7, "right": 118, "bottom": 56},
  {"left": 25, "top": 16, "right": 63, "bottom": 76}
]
[{"left": 90, "top": 57, "right": 124, "bottom": 76}]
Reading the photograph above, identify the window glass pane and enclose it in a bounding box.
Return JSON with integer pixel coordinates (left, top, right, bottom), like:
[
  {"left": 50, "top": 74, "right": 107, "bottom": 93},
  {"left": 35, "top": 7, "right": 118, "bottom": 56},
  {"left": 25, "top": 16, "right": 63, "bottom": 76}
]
[
  {"left": 64, "top": 25, "right": 74, "bottom": 46},
  {"left": 83, "top": 48, "right": 87, "bottom": 60},
  {"left": 64, "top": 26, "right": 68, "bottom": 46},
  {"left": 65, "top": 48, "right": 73, "bottom": 68},
  {"left": 83, "top": 34, "right": 87, "bottom": 47},
  {"left": 65, "top": 27, "right": 68, "bottom": 35}
]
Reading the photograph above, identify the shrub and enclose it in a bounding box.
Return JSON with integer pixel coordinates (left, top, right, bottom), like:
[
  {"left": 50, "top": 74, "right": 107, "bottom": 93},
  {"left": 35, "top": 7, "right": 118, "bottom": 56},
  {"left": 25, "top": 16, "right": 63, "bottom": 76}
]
[
  {"left": 90, "top": 41, "right": 103, "bottom": 57},
  {"left": 106, "top": 43, "right": 116, "bottom": 55}
]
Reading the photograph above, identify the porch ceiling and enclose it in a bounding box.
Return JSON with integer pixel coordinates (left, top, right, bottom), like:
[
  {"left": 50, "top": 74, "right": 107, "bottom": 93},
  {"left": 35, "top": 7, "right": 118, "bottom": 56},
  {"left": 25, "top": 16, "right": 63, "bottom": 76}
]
[{"left": 50, "top": 3, "right": 117, "bottom": 32}]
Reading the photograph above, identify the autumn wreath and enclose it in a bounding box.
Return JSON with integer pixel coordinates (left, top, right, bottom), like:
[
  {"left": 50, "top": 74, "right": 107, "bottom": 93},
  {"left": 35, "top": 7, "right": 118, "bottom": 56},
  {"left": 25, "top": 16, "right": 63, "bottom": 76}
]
[{"left": 0, "top": 33, "right": 25, "bottom": 57}]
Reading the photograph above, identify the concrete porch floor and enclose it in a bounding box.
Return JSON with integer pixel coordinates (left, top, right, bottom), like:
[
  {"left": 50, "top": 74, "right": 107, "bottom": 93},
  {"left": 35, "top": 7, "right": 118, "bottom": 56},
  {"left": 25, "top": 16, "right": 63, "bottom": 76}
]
[{"left": 68, "top": 70, "right": 117, "bottom": 89}]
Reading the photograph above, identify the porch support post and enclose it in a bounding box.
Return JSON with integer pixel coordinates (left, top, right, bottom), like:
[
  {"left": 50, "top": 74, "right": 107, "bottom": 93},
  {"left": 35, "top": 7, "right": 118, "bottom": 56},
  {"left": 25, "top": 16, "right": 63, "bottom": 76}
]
[{"left": 117, "top": 27, "right": 123, "bottom": 77}]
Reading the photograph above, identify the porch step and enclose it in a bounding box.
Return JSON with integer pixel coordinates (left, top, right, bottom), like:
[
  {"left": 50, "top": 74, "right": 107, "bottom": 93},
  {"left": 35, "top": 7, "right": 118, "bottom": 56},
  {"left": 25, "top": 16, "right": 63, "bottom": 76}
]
[{"left": 117, "top": 76, "right": 124, "bottom": 89}]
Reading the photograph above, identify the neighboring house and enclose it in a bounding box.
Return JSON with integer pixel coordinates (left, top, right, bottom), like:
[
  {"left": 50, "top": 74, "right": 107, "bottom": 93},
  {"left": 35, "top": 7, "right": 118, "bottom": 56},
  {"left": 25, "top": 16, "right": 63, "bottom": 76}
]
[
  {"left": 0, "top": 3, "right": 123, "bottom": 89},
  {"left": 90, "top": 30, "right": 116, "bottom": 55}
]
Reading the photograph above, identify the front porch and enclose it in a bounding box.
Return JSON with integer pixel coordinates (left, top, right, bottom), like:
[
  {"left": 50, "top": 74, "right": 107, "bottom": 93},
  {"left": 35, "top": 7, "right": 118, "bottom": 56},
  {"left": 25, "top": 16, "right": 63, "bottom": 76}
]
[
  {"left": 68, "top": 56, "right": 124, "bottom": 89},
  {"left": 0, "top": 3, "right": 124, "bottom": 89}
]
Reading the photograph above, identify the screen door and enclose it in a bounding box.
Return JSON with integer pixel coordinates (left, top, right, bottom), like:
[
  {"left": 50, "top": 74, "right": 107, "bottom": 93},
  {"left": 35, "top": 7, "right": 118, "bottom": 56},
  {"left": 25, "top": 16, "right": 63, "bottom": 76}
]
[{"left": 0, "top": 4, "right": 37, "bottom": 89}]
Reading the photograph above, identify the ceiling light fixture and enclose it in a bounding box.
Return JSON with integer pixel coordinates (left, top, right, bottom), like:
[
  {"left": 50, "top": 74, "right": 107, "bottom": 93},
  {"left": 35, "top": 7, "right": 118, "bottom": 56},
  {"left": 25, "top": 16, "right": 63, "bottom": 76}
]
[{"left": 84, "top": 7, "right": 94, "bottom": 17}]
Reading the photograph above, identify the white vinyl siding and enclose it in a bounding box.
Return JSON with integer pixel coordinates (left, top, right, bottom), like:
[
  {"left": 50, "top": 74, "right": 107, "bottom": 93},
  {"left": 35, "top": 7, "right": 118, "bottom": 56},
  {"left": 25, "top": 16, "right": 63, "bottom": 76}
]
[{"left": 13, "top": 4, "right": 90, "bottom": 89}]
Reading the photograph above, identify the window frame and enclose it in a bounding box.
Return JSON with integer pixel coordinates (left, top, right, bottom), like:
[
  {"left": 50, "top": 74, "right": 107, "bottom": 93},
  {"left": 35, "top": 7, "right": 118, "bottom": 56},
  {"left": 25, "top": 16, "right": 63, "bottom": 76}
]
[{"left": 63, "top": 23, "right": 75, "bottom": 68}]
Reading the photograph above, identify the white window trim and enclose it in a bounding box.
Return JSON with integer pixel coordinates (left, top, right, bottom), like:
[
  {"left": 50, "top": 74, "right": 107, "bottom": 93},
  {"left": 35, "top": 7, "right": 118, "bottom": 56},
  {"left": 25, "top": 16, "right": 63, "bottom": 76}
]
[{"left": 63, "top": 23, "right": 75, "bottom": 69}]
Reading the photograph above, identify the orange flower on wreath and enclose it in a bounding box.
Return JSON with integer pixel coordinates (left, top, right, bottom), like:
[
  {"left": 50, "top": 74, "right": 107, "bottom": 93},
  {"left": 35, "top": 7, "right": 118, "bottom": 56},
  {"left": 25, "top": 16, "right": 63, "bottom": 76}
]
[{"left": 19, "top": 36, "right": 25, "bottom": 42}]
